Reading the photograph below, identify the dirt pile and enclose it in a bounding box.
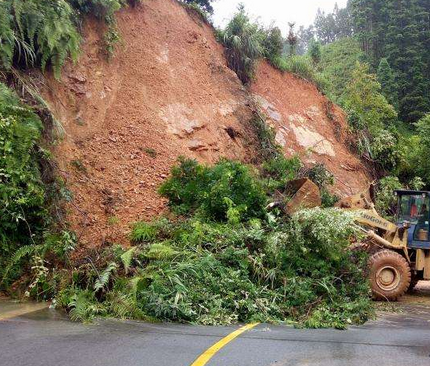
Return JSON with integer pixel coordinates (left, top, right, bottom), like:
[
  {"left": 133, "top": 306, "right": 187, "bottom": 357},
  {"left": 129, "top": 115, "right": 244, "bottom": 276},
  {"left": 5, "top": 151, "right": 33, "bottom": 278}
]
[{"left": 41, "top": 0, "right": 371, "bottom": 247}]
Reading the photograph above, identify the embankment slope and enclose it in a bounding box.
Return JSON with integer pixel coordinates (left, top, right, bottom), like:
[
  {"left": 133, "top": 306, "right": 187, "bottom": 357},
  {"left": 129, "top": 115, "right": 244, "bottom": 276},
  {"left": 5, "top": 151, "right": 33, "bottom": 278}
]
[{"left": 41, "top": 0, "right": 371, "bottom": 247}]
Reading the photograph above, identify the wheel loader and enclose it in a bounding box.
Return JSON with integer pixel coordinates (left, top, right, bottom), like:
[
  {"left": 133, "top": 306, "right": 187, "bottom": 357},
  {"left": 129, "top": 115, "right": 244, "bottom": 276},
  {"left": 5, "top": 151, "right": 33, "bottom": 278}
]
[{"left": 285, "top": 179, "right": 430, "bottom": 301}]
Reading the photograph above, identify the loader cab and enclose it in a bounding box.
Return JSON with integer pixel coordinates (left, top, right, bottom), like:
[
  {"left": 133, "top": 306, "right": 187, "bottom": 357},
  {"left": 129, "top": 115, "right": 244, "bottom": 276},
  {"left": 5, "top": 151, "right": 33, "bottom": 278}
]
[{"left": 395, "top": 190, "right": 430, "bottom": 249}]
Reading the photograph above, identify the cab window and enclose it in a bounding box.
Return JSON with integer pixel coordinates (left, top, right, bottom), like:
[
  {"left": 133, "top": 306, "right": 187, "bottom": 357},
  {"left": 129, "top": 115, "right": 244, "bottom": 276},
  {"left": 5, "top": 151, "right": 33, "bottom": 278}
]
[{"left": 398, "top": 194, "right": 430, "bottom": 225}]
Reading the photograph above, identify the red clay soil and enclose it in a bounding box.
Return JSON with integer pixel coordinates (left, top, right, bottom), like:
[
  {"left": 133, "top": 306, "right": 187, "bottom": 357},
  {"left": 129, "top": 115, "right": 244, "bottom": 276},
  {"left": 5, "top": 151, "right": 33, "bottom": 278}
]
[
  {"left": 40, "top": 0, "right": 371, "bottom": 248},
  {"left": 42, "top": 0, "right": 255, "bottom": 247},
  {"left": 251, "top": 61, "right": 372, "bottom": 196}
]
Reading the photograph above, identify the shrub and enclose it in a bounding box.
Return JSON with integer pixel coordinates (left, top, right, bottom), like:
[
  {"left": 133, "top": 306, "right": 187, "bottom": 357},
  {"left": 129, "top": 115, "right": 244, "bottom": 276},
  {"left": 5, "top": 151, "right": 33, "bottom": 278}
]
[
  {"left": 262, "top": 155, "right": 302, "bottom": 191},
  {"left": 180, "top": 0, "right": 215, "bottom": 15},
  {"left": 374, "top": 176, "right": 403, "bottom": 218},
  {"left": 262, "top": 26, "right": 284, "bottom": 64},
  {"left": 159, "top": 158, "right": 267, "bottom": 222},
  {"left": 220, "top": 5, "right": 264, "bottom": 83},
  {"left": 0, "top": 0, "right": 135, "bottom": 77},
  {"left": 308, "top": 40, "right": 322, "bottom": 65}
]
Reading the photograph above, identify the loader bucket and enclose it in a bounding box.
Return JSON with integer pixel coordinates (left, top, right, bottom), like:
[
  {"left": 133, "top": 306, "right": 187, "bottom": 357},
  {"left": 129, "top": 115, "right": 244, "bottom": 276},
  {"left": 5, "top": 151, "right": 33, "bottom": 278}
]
[{"left": 284, "top": 178, "right": 322, "bottom": 216}]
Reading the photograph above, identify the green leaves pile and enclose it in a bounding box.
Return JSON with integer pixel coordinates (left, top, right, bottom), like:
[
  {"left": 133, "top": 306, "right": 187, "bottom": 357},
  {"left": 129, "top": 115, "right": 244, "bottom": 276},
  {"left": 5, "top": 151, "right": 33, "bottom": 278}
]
[{"left": 59, "top": 159, "right": 372, "bottom": 329}]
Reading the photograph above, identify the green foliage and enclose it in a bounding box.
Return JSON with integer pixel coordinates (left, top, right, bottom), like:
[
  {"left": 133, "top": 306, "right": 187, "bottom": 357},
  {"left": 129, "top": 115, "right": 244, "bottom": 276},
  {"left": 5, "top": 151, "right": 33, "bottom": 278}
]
[
  {"left": 305, "top": 164, "right": 339, "bottom": 208},
  {"left": 250, "top": 114, "right": 282, "bottom": 162},
  {"left": 374, "top": 175, "right": 424, "bottom": 218},
  {"left": 351, "top": 0, "right": 430, "bottom": 123},
  {"left": 262, "top": 155, "right": 302, "bottom": 192},
  {"left": 60, "top": 208, "right": 372, "bottom": 328},
  {"left": 0, "top": 0, "right": 135, "bottom": 77},
  {"left": 414, "top": 115, "right": 430, "bottom": 185},
  {"left": 308, "top": 40, "right": 322, "bottom": 65},
  {"left": 262, "top": 26, "right": 284, "bottom": 65},
  {"left": 0, "top": 83, "right": 46, "bottom": 283},
  {"left": 374, "top": 176, "right": 403, "bottom": 218},
  {"left": 159, "top": 158, "right": 267, "bottom": 222},
  {"left": 70, "top": 0, "right": 128, "bottom": 56},
  {"left": 94, "top": 262, "right": 118, "bottom": 292},
  {"left": 0, "top": 0, "right": 81, "bottom": 78},
  {"left": 180, "top": 0, "right": 215, "bottom": 15},
  {"left": 377, "top": 58, "right": 398, "bottom": 110},
  {"left": 273, "top": 55, "right": 330, "bottom": 93},
  {"left": 220, "top": 5, "right": 264, "bottom": 83},
  {"left": 319, "top": 38, "right": 366, "bottom": 102},
  {"left": 67, "top": 289, "right": 105, "bottom": 322},
  {"left": 343, "top": 62, "right": 397, "bottom": 132},
  {"left": 57, "top": 156, "right": 373, "bottom": 328},
  {"left": 130, "top": 221, "right": 162, "bottom": 243},
  {"left": 69, "top": 0, "right": 122, "bottom": 18},
  {"left": 339, "top": 62, "right": 401, "bottom": 172}
]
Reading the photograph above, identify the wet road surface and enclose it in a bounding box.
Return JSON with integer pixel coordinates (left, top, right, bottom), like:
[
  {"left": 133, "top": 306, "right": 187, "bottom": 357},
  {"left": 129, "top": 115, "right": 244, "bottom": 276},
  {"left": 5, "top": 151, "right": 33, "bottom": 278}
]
[{"left": 1, "top": 284, "right": 430, "bottom": 366}]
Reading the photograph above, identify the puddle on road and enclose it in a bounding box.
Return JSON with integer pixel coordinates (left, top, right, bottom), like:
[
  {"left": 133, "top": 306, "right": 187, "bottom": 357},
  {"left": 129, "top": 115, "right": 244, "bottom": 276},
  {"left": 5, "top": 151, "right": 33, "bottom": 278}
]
[{"left": 0, "top": 296, "right": 51, "bottom": 321}]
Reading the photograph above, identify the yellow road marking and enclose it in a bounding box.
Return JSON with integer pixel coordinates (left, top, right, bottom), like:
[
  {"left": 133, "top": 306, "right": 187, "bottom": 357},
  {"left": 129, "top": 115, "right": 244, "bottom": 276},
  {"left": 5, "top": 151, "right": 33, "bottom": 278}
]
[
  {"left": 190, "top": 323, "right": 259, "bottom": 366},
  {"left": 0, "top": 303, "right": 49, "bottom": 321}
]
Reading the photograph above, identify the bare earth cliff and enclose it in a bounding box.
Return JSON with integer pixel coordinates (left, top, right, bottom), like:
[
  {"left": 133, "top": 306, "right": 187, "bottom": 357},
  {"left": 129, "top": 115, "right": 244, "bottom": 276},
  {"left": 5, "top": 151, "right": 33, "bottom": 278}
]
[{"left": 40, "top": 0, "right": 371, "bottom": 247}]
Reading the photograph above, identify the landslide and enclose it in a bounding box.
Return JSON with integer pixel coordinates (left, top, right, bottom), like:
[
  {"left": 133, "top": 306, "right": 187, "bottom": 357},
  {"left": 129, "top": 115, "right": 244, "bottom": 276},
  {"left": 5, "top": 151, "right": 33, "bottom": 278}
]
[
  {"left": 40, "top": 0, "right": 371, "bottom": 248},
  {"left": 251, "top": 61, "right": 371, "bottom": 196}
]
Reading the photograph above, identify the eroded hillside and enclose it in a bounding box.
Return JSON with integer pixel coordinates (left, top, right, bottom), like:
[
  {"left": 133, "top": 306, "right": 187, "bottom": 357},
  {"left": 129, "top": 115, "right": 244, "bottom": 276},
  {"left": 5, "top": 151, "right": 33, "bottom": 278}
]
[
  {"left": 41, "top": 0, "right": 371, "bottom": 247},
  {"left": 251, "top": 61, "right": 370, "bottom": 195}
]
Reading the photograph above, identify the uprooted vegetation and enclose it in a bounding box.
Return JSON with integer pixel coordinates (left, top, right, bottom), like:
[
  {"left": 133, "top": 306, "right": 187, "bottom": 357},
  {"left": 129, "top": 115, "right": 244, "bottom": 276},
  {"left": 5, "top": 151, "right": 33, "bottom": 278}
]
[{"left": 53, "top": 158, "right": 372, "bottom": 329}]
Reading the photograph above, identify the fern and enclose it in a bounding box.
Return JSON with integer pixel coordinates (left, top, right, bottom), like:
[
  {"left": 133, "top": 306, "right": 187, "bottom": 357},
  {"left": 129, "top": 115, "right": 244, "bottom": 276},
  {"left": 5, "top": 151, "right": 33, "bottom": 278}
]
[
  {"left": 94, "top": 262, "right": 117, "bottom": 292},
  {"left": 1, "top": 244, "right": 39, "bottom": 285},
  {"left": 120, "top": 247, "right": 136, "bottom": 274},
  {"left": 68, "top": 290, "right": 104, "bottom": 322},
  {"left": 130, "top": 222, "right": 159, "bottom": 243}
]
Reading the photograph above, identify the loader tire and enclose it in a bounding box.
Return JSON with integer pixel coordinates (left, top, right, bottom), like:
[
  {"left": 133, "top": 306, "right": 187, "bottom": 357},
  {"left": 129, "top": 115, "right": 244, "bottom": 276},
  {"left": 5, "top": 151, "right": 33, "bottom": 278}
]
[{"left": 369, "top": 250, "right": 411, "bottom": 301}]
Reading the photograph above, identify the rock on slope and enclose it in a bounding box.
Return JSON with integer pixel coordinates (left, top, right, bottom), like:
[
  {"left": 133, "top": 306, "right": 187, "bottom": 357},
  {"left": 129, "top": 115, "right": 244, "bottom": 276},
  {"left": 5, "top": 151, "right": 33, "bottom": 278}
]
[{"left": 41, "top": 0, "right": 371, "bottom": 247}]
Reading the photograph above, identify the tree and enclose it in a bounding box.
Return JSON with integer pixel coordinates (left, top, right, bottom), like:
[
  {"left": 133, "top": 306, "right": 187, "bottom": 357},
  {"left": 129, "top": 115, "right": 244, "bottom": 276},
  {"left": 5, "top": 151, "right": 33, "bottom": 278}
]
[
  {"left": 287, "top": 23, "right": 298, "bottom": 56},
  {"left": 344, "top": 62, "right": 397, "bottom": 132},
  {"left": 415, "top": 115, "right": 430, "bottom": 183},
  {"left": 377, "top": 58, "right": 398, "bottom": 109},
  {"left": 350, "top": 0, "right": 430, "bottom": 123},
  {"left": 308, "top": 40, "right": 322, "bottom": 65},
  {"left": 262, "top": 26, "right": 284, "bottom": 63},
  {"left": 313, "top": 4, "right": 353, "bottom": 45},
  {"left": 296, "top": 25, "right": 315, "bottom": 54}
]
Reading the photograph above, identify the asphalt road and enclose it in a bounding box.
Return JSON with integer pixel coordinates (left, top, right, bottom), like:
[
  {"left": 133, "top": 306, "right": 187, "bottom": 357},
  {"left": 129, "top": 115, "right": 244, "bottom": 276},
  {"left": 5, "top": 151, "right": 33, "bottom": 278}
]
[{"left": 1, "top": 284, "right": 430, "bottom": 366}]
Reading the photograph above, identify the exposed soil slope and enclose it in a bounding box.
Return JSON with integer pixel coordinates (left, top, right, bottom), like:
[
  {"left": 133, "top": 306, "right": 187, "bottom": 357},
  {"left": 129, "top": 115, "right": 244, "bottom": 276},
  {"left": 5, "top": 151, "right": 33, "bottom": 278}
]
[
  {"left": 41, "top": 0, "right": 371, "bottom": 248},
  {"left": 251, "top": 61, "right": 371, "bottom": 196},
  {"left": 42, "top": 0, "right": 255, "bottom": 246}
]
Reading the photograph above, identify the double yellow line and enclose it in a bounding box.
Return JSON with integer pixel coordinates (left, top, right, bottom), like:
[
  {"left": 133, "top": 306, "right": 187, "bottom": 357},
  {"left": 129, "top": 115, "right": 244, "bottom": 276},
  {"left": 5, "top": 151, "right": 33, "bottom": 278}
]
[{"left": 191, "top": 323, "right": 259, "bottom": 366}]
